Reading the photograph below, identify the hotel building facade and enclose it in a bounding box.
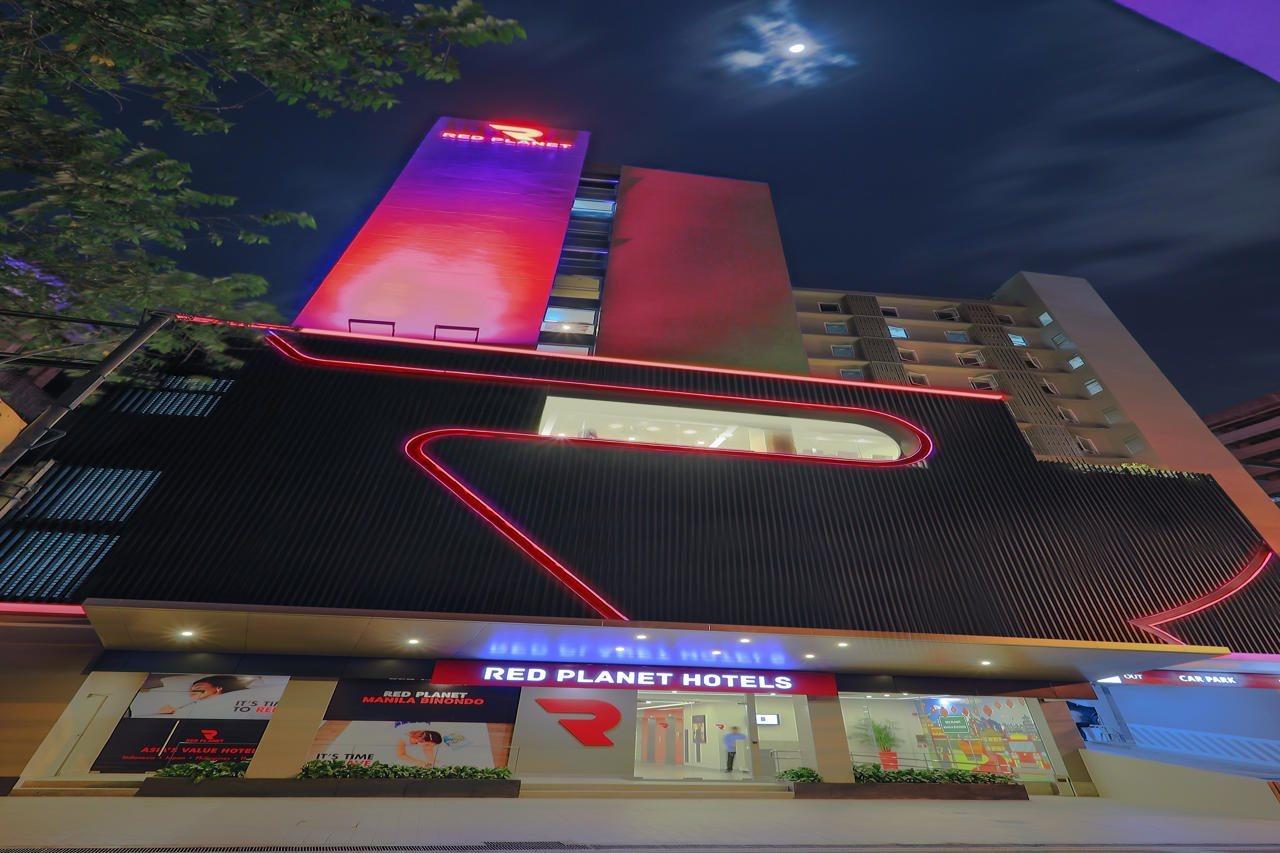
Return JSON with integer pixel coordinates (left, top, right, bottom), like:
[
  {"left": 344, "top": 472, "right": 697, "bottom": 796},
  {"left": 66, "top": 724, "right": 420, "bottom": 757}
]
[{"left": 3, "top": 117, "right": 1280, "bottom": 800}]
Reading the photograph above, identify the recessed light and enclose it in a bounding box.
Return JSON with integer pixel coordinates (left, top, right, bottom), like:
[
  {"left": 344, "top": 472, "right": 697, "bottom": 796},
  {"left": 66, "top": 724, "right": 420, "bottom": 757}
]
[
  {"left": 711, "top": 650, "right": 722, "bottom": 656},
  {"left": 407, "top": 638, "right": 421, "bottom": 645},
  {"left": 635, "top": 634, "right": 648, "bottom": 639},
  {"left": 560, "top": 324, "right": 571, "bottom": 330},
  {"left": 738, "top": 638, "right": 751, "bottom": 644},
  {"left": 980, "top": 660, "right": 992, "bottom": 666},
  {"left": 179, "top": 630, "right": 194, "bottom": 637},
  {"left": 788, "top": 43, "right": 806, "bottom": 54},
  {"left": 683, "top": 429, "right": 697, "bottom": 435},
  {"left": 627, "top": 436, "right": 637, "bottom": 441},
  {"left": 883, "top": 693, "right": 891, "bottom": 697},
  {"left": 615, "top": 646, "right": 626, "bottom": 652},
  {"left": 645, "top": 425, "right": 661, "bottom": 432},
  {"left": 837, "top": 641, "right": 849, "bottom": 647},
  {"left": 608, "top": 423, "right": 623, "bottom": 429},
  {"left": 804, "top": 653, "right": 816, "bottom": 659},
  {"left": 696, "top": 441, "right": 706, "bottom": 445}
]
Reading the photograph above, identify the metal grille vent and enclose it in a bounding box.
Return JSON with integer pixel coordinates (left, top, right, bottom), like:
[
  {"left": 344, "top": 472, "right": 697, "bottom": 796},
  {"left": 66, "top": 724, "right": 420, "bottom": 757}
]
[
  {"left": 0, "top": 529, "right": 118, "bottom": 599},
  {"left": 15, "top": 465, "right": 160, "bottom": 522},
  {"left": 109, "top": 377, "right": 234, "bottom": 416}
]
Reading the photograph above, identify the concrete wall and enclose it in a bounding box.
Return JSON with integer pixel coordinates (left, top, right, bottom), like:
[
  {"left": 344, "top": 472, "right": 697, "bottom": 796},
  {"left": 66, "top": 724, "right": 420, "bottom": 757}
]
[
  {"left": 997, "top": 271, "right": 1280, "bottom": 557},
  {"left": 510, "top": 687, "right": 637, "bottom": 778},
  {"left": 1083, "top": 749, "right": 1280, "bottom": 819},
  {"left": 20, "top": 670, "right": 146, "bottom": 780}
]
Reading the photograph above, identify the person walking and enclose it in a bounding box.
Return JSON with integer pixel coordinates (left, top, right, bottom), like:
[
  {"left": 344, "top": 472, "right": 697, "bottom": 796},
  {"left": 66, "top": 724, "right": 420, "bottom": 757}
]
[{"left": 723, "top": 725, "right": 747, "bottom": 773}]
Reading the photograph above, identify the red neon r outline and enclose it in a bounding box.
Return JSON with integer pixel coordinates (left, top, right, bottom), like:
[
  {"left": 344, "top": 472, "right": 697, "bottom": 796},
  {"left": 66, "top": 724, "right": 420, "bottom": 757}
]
[{"left": 1129, "top": 547, "right": 1275, "bottom": 644}]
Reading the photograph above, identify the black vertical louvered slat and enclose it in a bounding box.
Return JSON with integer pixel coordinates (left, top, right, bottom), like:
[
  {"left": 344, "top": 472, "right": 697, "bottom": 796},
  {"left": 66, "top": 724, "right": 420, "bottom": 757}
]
[{"left": 7, "top": 333, "right": 1274, "bottom": 652}]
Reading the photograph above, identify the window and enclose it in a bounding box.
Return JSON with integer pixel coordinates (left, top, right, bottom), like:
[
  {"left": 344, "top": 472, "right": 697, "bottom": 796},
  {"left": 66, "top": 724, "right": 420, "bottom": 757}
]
[
  {"left": 1103, "top": 407, "right": 1125, "bottom": 425},
  {"left": 824, "top": 321, "right": 848, "bottom": 334},
  {"left": 1124, "top": 435, "right": 1146, "bottom": 455},
  {"left": 1076, "top": 436, "right": 1100, "bottom": 456},
  {"left": 536, "top": 343, "right": 592, "bottom": 355},
  {"left": 1007, "top": 333, "right": 1028, "bottom": 347},
  {"left": 571, "top": 198, "right": 616, "bottom": 218},
  {"left": 956, "top": 351, "right": 985, "bottom": 367},
  {"left": 1057, "top": 406, "right": 1078, "bottom": 423},
  {"left": 537, "top": 395, "right": 908, "bottom": 461},
  {"left": 1051, "top": 332, "right": 1069, "bottom": 348},
  {"left": 818, "top": 302, "right": 841, "bottom": 314},
  {"left": 838, "top": 367, "right": 865, "bottom": 381},
  {"left": 1040, "top": 379, "right": 1059, "bottom": 396},
  {"left": 970, "top": 375, "right": 998, "bottom": 391},
  {"left": 1022, "top": 354, "right": 1042, "bottom": 370},
  {"left": 996, "top": 313, "right": 1015, "bottom": 325},
  {"left": 880, "top": 306, "right": 899, "bottom": 318},
  {"left": 934, "top": 308, "right": 960, "bottom": 322},
  {"left": 1067, "top": 355, "right": 1085, "bottom": 371},
  {"left": 907, "top": 373, "right": 930, "bottom": 386},
  {"left": 541, "top": 306, "right": 598, "bottom": 335},
  {"left": 1084, "top": 378, "right": 1104, "bottom": 396},
  {"left": 888, "top": 325, "right": 908, "bottom": 339},
  {"left": 945, "top": 330, "right": 970, "bottom": 344},
  {"left": 831, "top": 344, "right": 855, "bottom": 358},
  {"left": 1037, "top": 311, "right": 1053, "bottom": 326},
  {"left": 898, "top": 348, "right": 919, "bottom": 363}
]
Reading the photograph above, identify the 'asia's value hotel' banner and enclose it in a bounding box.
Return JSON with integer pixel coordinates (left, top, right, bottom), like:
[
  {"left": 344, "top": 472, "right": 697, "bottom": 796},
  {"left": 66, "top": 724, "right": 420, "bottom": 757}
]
[
  {"left": 307, "top": 679, "right": 520, "bottom": 769},
  {"left": 92, "top": 674, "right": 289, "bottom": 772}
]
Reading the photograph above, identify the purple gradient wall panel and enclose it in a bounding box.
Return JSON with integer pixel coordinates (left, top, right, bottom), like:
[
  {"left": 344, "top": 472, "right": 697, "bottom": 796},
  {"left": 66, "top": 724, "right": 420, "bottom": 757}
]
[{"left": 295, "top": 117, "right": 588, "bottom": 344}]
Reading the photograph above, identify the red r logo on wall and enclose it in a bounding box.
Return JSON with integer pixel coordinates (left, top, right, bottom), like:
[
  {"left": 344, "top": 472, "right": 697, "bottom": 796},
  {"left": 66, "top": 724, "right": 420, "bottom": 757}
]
[{"left": 535, "top": 698, "right": 622, "bottom": 746}]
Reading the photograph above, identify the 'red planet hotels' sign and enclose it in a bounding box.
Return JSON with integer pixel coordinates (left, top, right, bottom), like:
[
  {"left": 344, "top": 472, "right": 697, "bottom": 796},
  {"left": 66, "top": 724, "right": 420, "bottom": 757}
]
[
  {"left": 440, "top": 122, "right": 575, "bottom": 149},
  {"left": 431, "top": 660, "right": 836, "bottom": 696}
]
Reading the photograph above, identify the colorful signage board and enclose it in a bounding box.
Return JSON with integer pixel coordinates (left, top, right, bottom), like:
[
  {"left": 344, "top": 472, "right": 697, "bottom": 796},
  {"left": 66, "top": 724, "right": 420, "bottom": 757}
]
[
  {"left": 1112, "top": 670, "right": 1280, "bottom": 689},
  {"left": 431, "top": 660, "right": 836, "bottom": 696},
  {"left": 92, "top": 673, "right": 289, "bottom": 772},
  {"left": 308, "top": 678, "right": 520, "bottom": 769},
  {"left": 293, "top": 116, "right": 588, "bottom": 346}
]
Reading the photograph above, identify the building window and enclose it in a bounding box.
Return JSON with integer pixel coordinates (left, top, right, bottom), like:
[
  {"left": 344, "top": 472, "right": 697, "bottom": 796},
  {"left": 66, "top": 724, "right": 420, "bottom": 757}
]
[
  {"left": 1057, "top": 406, "right": 1078, "bottom": 423},
  {"left": 898, "top": 348, "right": 919, "bottom": 363},
  {"left": 1102, "top": 407, "right": 1124, "bottom": 424},
  {"left": 838, "top": 367, "right": 865, "bottom": 380},
  {"left": 1051, "top": 332, "right": 1069, "bottom": 348},
  {"left": 996, "top": 313, "right": 1015, "bottom": 325},
  {"left": 907, "top": 373, "right": 929, "bottom": 387},
  {"left": 1040, "top": 379, "right": 1059, "bottom": 396},
  {"left": 1084, "top": 378, "right": 1104, "bottom": 396},
  {"left": 830, "top": 344, "right": 855, "bottom": 358},
  {"left": 824, "top": 321, "right": 847, "bottom": 334},
  {"left": 1076, "top": 436, "right": 1100, "bottom": 455},
  {"left": 888, "top": 325, "right": 908, "bottom": 339},
  {"left": 536, "top": 343, "right": 592, "bottom": 355},
  {"left": 945, "top": 330, "right": 970, "bottom": 344},
  {"left": 956, "top": 351, "right": 984, "bottom": 367},
  {"left": 1067, "top": 355, "right": 1085, "bottom": 371},
  {"left": 1022, "top": 354, "right": 1042, "bottom": 370},
  {"left": 934, "top": 308, "right": 960, "bottom": 322},
  {"left": 571, "top": 197, "right": 616, "bottom": 218},
  {"left": 541, "top": 306, "right": 598, "bottom": 335},
  {"left": 1038, "top": 311, "right": 1053, "bottom": 326},
  {"left": 880, "top": 306, "right": 899, "bottom": 318},
  {"left": 818, "top": 302, "right": 841, "bottom": 314},
  {"left": 1007, "top": 333, "right": 1028, "bottom": 347},
  {"left": 537, "top": 395, "right": 909, "bottom": 460},
  {"left": 1124, "top": 435, "right": 1146, "bottom": 455},
  {"left": 970, "top": 375, "right": 998, "bottom": 391}
]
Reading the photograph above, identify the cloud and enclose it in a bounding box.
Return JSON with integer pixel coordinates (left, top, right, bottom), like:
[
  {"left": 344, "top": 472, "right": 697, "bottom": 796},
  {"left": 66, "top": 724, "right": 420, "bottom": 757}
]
[{"left": 719, "top": 0, "right": 856, "bottom": 87}]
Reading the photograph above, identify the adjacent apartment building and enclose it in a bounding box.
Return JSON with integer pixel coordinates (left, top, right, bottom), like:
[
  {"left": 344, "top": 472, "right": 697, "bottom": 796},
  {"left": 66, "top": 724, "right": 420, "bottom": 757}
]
[
  {"left": 1206, "top": 392, "right": 1280, "bottom": 506},
  {"left": 3, "top": 117, "right": 1280, "bottom": 800}
]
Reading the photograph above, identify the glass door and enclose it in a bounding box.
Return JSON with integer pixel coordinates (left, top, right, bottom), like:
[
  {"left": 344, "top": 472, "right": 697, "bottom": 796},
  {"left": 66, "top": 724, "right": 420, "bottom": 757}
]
[{"left": 635, "top": 691, "right": 751, "bottom": 781}]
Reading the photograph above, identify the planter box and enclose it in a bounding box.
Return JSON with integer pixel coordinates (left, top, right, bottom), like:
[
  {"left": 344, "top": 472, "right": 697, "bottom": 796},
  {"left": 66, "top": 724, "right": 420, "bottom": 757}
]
[
  {"left": 137, "top": 777, "right": 519, "bottom": 798},
  {"left": 791, "top": 781, "right": 1029, "bottom": 800}
]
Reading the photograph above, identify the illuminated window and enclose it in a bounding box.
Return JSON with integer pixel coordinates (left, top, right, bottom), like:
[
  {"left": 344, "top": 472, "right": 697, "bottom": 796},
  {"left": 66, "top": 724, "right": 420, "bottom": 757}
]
[
  {"left": 1007, "top": 333, "right": 1028, "bottom": 347},
  {"left": 571, "top": 198, "right": 616, "bottom": 218},
  {"left": 888, "top": 325, "right": 908, "bottom": 339},
  {"left": 824, "top": 322, "right": 847, "bottom": 334},
  {"left": 537, "top": 343, "right": 591, "bottom": 355},
  {"left": 1084, "top": 378, "right": 1104, "bottom": 396},
  {"left": 838, "top": 367, "right": 865, "bottom": 380},
  {"left": 542, "top": 306, "right": 597, "bottom": 335},
  {"left": 831, "top": 344, "right": 854, "bottom": 358},
  {"left": 945, "top": 330, "right": 970, "bottom": 344},
  {"left": 537, "top": 396, "right": 909, "bottom": 460},
  {"left": 1067, "top": 355, "right": 1085, "bottom": 371},
  {"left": 1038, "top": 312, "right": 1053, "bottom": 326}
]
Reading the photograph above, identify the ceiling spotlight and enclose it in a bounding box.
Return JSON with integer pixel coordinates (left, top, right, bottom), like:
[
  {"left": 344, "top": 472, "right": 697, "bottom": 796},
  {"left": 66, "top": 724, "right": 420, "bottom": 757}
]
[
  {"left": 837, "top": 641, "right": 849, "bottom": 648},
  {"left": 738, "top": 638, "right": 751, "bottom": 644},
  {"left": 179, "top": 630, "right": 195, "bottom": 637},
  {"left": 407, "top": 638, "right": 421, "bottom": 645},
  {"left": 635, "top": 634, "right": 648, "bottom": 639},
  {"left": 789, "top": 43, "right": 806, "bottom": 54},
  {"left": 804, "top": 653, "right": 816, "bottom": 659},
  {"left": 710, "top": 650, "right": 722, "bottom": 656},
  {"left": 682, "top": 429, "right": 697, "bottom": 435},
  {"left": 615, "top": 646, "right": 626, "bottom": 652},
  {"left": 980, "top": 660, "right": 992, "bottom": 666},
  {"left": 560, "top": 324, "right": 571, "bottom": 331}
]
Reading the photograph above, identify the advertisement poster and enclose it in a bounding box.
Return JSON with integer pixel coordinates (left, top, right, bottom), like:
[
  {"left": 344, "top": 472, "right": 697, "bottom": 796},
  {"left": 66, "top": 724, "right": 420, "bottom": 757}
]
[
  {"left": 307, "top": 678, "right": 520, "bottom": 769},
  {"left": 92, "top": 673, "right": 290, "bottom": 772}
]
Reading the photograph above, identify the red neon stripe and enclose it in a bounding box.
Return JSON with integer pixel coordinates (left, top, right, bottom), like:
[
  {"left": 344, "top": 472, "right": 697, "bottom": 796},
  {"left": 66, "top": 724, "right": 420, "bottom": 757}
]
[
  {"left": 1129, "top": 547, "right": 1275, "bottom": 645},
  {"left": 0, "top": 602, "right": 86, "bottom": 616},
  {"left": 266, "top": 334, "right": 935, "bottom": 465}
]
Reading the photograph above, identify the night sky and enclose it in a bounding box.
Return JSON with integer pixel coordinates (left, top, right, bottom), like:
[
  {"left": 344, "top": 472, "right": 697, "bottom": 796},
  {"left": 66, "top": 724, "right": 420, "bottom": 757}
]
[{"left": 171, "top": 0, "right": 1279, "bottom": 414}]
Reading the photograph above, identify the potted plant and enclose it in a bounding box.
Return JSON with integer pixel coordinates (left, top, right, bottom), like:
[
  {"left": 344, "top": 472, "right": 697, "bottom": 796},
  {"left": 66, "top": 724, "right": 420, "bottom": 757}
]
[{"left": 859, "top": 719, "right": 901, "bottom": 770}]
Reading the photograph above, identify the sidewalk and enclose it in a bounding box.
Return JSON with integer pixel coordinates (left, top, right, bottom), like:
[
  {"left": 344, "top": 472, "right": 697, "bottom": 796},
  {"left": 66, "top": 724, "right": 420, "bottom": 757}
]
[{"left": 3, "top": 795, "right": 1280, "bottom": 849}]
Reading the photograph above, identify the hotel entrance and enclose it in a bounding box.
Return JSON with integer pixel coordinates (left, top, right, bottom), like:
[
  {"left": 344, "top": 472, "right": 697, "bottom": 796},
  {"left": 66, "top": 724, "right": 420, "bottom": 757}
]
[{"left": 634, "top": 691, "right": 752, "bottom": 780}]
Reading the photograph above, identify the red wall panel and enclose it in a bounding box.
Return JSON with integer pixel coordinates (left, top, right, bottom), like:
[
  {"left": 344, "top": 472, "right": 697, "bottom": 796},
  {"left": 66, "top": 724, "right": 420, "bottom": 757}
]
[{"left": 594, "top": 167, "right": 808, "bottom": 374}]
